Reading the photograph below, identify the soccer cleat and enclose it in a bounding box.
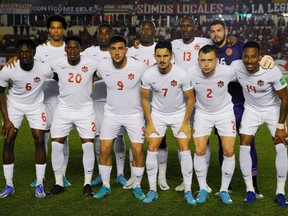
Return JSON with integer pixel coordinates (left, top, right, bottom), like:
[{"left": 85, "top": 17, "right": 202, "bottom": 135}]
[
  {"left": 123, "top": 177, "right": 134, "bottom": 190},
  {"left": 184, "top": 191, "right": 197, "bottom": 205},
  {"left": 83, "top": 184, "right": 94, "bottom": 196},
  {"left": 143, "top": 190, "right": 158, "bottom": 203},
  {"left": 255, "top": 188, "right": 264, "bottom": 199},
  {"left": 115, "top": 174, "right": 127, "bottom": 186},
  {"left": 93, "top": 185, "right": 111, "bottom": 199},
  {"left": 0, "top": 185, "right": 15, "bottom": 198},
  {"left": 158, "top": 180, "right": 170, "bottom": 191},
  {"left": 47, "top": 185, "right": 64, "bottom": 195},
  {"left": 63, "top": 176, "right": 71, "bottom": 187},
  {"left": 175, "top": 182, "right": 185, "bottom": 191},
  {"left": 91, "top": 174, "right": 102, "bottom": 186},
  {"left": 206, "top": 184, "right": 212, "bottom": 193},
  {"left": 30, "top": 179, "right": 37, "bottom": 188},
  {"left": 275, "top": 194, "right": 288, "bottom": 207},
  {"left": 35, "top": 184, "right": 46, "bottom": 198},
  {"left": 196, "top": 189, "right": 209, "bottom": 204},
  {"left": 133, "top": 187, "right": 146, "bottom": 200},
  {"left": 243, "top": 191, "right": 256, "bottom": 203},
  {"left": 219, "top": 191, "right": 232, "bottom": 204}
]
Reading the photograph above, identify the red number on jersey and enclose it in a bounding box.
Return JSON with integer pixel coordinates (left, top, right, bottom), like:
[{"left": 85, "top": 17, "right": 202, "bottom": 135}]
[
  {"left": 91, "top": 122, "right": 96, "bottom": 132},
  {"left": 183, "top": 51, "right": 192, "bottom": 61},
  {"left": 41, "top": 112, "right": 46, "bottom": 122},
  {"left": 207, "top": 89, "right": 213, "bottom": 98},
  {"left": 246, "top": 85, "right": 257, "bottom": 94},
  {"left": 142, "top": 126, "right": 145, "bottom": 137},
  {"left": 162, "top": 88, "right": 168, "bottom": 97},
  {"left": 25, "top": 83, "right": 32, "bottom": 90},
  {"left": 117, "top": 81, "right": 124, "bottom": 90},
  {"left": 68, "top": 73, "right": 82, "bottom": 83}
]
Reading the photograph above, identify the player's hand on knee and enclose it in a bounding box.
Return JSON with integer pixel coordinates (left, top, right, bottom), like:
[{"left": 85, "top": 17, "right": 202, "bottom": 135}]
[
  {"left": 259, "top": 55, "right": 275, "bottom": 69},
  {"left": 2, "top": 120, "right": 16, "bottom": 139},
  {"left": 177, "top": 123, "right": 191, "bottom": 140},
  {"left": 145, "top": 123, "right": 159, "bottom": 138},
  {"left": 274, "top": 128, "right": 287, "bottom": 145}
]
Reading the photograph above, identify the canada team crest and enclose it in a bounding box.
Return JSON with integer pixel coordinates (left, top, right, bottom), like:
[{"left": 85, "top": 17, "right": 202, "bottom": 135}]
[
  {"left": 34, "top": 77, "right": 40, "bottom": 83},
  {"left": 82, "top": 66, "right": 88, "bottom": 73},
  {"left": 217, "top": 80, "right": 224, "bottom": 87},
  {"left": 128, "top": 73, "right": 135, "bottom": 80},
  {"left": 194, "top": 44, "right": 200, "bottom": 51},
  {"left": 171, "top": 80, "right": 177, "bottom": 87},
  {"left": 257, "top": 79, "right": 264, "bottom": 86}
]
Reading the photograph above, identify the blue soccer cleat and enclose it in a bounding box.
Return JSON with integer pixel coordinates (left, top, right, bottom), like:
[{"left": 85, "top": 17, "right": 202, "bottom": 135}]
[
  {"left": 196, "top": 189, "right": 209, "bottom": 204},
  {"left": 115, "top": 174, "right": 127, "bottom": 186},
  {"left": 143, "top": 190, "right": 158, "bottom": 203},
  {"left": 93, "top": 185, "right": 111, "bottom": 199},
  {"left": 91, "top": 174, "right": 102, "bottom": 186},
  {"left": 184, "top": 191, "right": 196, "bottom": 205},
  {"left": 30, "top": 179, "right": 37, "bottom": 188},
  {"left": 35, "top": 184, "right": 46, "bottom": 198},
  {"left": 63, "top": 176, "right": 71, "bottom": 187},
  {"left": 243, "top": 191, "right": 256, "bottom": 203},
  {"left": 0, "top": 185, "right": 15, "bottom": 198},
  {"left": 275, "top": 194, "right": 288, "bottom": 207},
  {"left": 133, "top": 187, "right": 145, "bottom": 200},
  {"left": 219, "top": 191, "right": 232, "bottom": 204}
]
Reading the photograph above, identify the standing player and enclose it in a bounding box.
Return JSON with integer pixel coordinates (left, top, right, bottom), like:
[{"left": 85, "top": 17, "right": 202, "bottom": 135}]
[
  {"left": 93, "top": 36, "right": 147, "bottom": 200},
  {"left": 141, "top": 41, "right": 195, "bottom": 204},
  {"left": 209, "top": 20, "right": 262, "bottom": 198},
  {"left": 82, "top": 23, "right": 127, "bottom": 187},
  {"left": 128, "top": 20, "right": 170, "bottom": 191},
  {"left": 172, "top": 16, "right": 213, "bottom": 192},
  {"left": 233, "top": 41, "right": 288, "bottom": 207},
  {"left": 187, "top": 45, "right": 236, "bottom": 204},
  {"left": 31, "top": 14, "right": 71, "bottom": 187},
  {"left": 0, "top": 39, "right": 53, "bottom": 198},
  {"left": 47, "top": 36, "right": 97, "bottom": 196}
]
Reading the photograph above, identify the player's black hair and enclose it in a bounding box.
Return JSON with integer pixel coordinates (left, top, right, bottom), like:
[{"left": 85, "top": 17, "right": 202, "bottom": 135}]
[
  {"left": 46, "top": 14, "right": 67, "bottom": 30},
  {"left": 155, "top": 41, "right": 172, "bottom": 54},
  {"left": 243, "top": 41, "right": 260, "bottom": 53},
  {"left": 65, "top": 35, "right": 82, "bottom": 46},
  {"left": 209, "top": 19, "right": 226, "bottom": 29},
  {"left": 98, "top": 23, "right": 113, "bottom": 31},
  {"left": 141, "top": 20, "right": 156, "bottom": 29},
  {"left": 109, "top": 35, "right": 127, "bottom": 47},
  {"left": 198, "top": 44, "right": 217, "bottom": 56},
  {"left": 15, "top": 38, "right": 36, "bottom": 50}
]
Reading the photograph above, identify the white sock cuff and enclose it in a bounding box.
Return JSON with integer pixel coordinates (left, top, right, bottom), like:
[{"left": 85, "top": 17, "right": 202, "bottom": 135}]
[{"left": 179, "top": 150, "right": 191, "bottom": 156}]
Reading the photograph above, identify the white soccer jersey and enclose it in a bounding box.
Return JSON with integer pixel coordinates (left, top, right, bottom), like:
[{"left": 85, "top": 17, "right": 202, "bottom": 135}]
[
  {"left": 141, "top": 64, "right": 193, "bottom": 116},
  {"left": 49, "top": 56, "right": 97, "bottom": 109},
  {"left": 34, "top": 41, "right": 66, "bottom": 103},
  {"left": 172, "top": 38, "right": 213, "bottom": 69},
  {"left": 0, "top": 60, "right": 53, "bottom": 108},
  {"left": 97, "top": 57, "right": 148, "bottom": 115},
  {"left": 232, "top": 60, "right": 287, "bottom": 112},
  {"left": 82, "top": 46, "right": 110, "bottom": 101},
  {"left": 128, "top": 43, "right": 156, "bottom": 67},
  {"left": 187, "top": 64, "right": 235, "bottom": 115}
]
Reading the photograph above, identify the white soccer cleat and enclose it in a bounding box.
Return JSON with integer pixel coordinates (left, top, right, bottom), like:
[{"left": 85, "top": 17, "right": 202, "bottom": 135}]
[{"left": 175, "top": 182, "right": 185, "bottom": 192}]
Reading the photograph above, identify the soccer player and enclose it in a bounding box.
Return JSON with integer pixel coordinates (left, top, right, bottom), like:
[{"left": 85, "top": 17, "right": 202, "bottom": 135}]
[
  {"left": 0, "top": 39, "right": 53, "bottom": 198},
  {"left": 209, "top": 19, "right": 262, "bottom": 198},
  {"left": 93, "top": 35, "right": 147, "bottom": 200},
  {"left": 128, "top": 20, "right": 170, "bottom": 191},
  {"left": 47, "top": 36, "right": 97, "bottom": 196},
  {"left": 141, "top": 41, "right": 195, "bottom": 204},
  {"left": 82, "top": 23, "right": 127, "bottom": 187},
  {"left": 187, "top": 45, "right": 236, "bottom": 204},
  {"left": 233, "top": 41, "right": 288, "bottom": 207},
  {"left": 171, "top": 16, "right": 213, "bottom": 192},
  {"left": 32, "top": 14, "right": 71, "bottom": 188}
]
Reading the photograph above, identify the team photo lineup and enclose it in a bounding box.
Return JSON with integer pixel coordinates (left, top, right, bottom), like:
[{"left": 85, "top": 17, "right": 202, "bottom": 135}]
[{"left": 0, "top": 9, "right": 288, "bottom": 210}]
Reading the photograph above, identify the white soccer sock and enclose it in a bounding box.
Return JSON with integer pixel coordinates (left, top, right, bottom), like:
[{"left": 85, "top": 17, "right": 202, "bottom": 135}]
[
  {"left": 114, "top": 135, "right": 126, "bottom": 176},
  {"left": 3, "top": 164, "right": 14, "bottom": 187},
  {"left": 132, "top": 166, "right": 145, "bottom": 189},
  {"left": 62, "top": 137, "right": 69, "bottom": 177},
  {"left": 82, "top": 142, "right": 95, "bottom": 186},
  {"left": 240, "top": 145, "right": 254, "bottom": 192},
  {"left": 36, "top": 163, "right": 46, "bottom": 186},
  {"left": 95, "top": 136, "right": 100, "bottom": 163},
  {"left": 206, "top": 143, "right": 211, "bottom": 176},
  {"left": 180, "top": 150, "right": 193, "bottom": 192},
  {"left": 220, "top": 155, "right": 235, "bottom": 192},
  {"left": 44, "top": 132, "right": 50, "bottom": 156},
  {"left": 146, "top": 151, "right": 158, "bottom": 191},
  {"left": 129, "top": 148, "right": 134, "bottom": 179},
  {"left": 99, "top": 164, "right": 112, "bottom": 188},
  {"left": 275, "top": 143, "right": 287, "bottom": 195},
  {"left": 158, "top": 147, "right": 168, "bottom": 182},
  {"left": 194, "top": 154, "right": 207, "bottom": 190},
  {"left": 51, "top": 141, "right": 64, "bottom": 186}
]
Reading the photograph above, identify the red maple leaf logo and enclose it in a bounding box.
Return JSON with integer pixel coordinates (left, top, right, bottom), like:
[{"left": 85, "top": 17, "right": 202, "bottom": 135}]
[
  {"left": 82, "top": 66, "right": 88, "bottom": 73},
  {"left": 257, "top": 79, "right": 264, "bottom": 86},
  {"left": 217, "top": 80, "right": 224, "bottom": 87},
  {"left": 128, "top": 73, "right": 135, "bottom": 80},
  {"left": 34, "top": 77, "right": 40, "bottom": 83},
  {"left": 171, "top": 80, "right": 177, "bottom": 87},
  {"left": 194, "top": 44, "right": 201, "bottom": 51}
]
